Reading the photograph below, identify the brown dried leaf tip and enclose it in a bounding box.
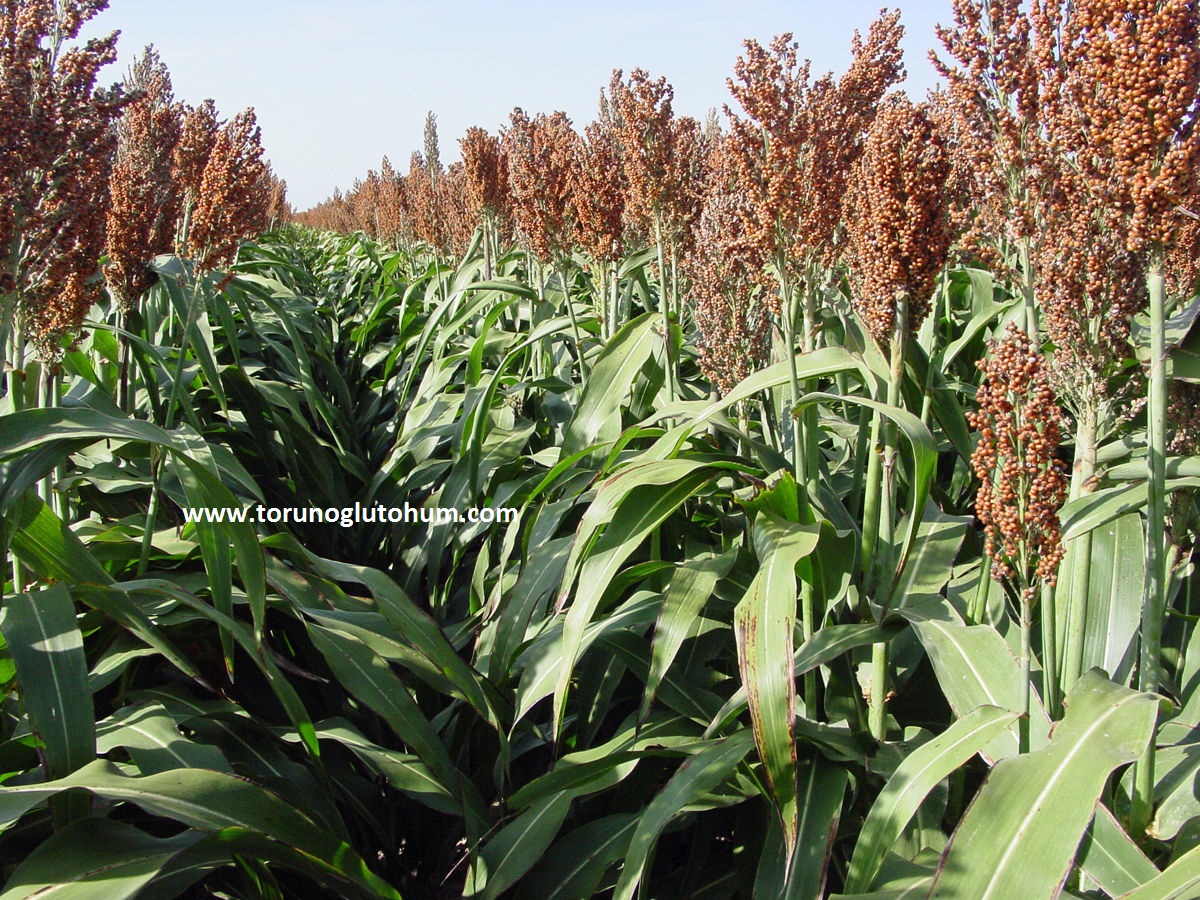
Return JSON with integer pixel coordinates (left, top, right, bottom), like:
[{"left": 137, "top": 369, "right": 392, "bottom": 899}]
[{"left": 969, "top": 324, "right": 1067, "bottom": 601}]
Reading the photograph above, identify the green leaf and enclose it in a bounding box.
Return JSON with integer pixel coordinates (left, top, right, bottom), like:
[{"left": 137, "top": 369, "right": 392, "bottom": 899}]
[
  {"left": 755, "top": 751, "right": 849, "bottom": 899},
  {"left": 305, "top": 622, "right": 487, "bottom": 832},
  {"left": 735, "top": 513, "right": 821, "bottom": 857},
  {"left": 844, "top": 706, "right": 1020, "bottom": 893},
  {"left": 532, "top": 814, "right": 638, "bottom": 900},
  {"left": 795, "top": 392, "right": 937, "bottom": 605},
  {"left": 1077, "top": 804, "right": 1159, "bottom": 897},
  {"left": 0, "top": 819, "right": 202, "bottom": 900},
  {"left": 642, "top": 551, "right": 734, "bottom": 721},
  {"left": 95, "top": 703, "right": 228, "bottom": 775},
  {"left": 0, "top": 586, "right": 95, "bottom": 781},
  {"left": 552, "top": 459, "right": 715, "bottom": 735},
  {"left": 1079, "top": 512, "right": 1144, "bottom": 684},
  {"left": 562, "top": 312, "right": 662, "bottom": 458},
  {"left": 1117, "top": 841, "right": 1200, "bottom": 899},
  {"left": 706, "top": 623, "right": 899, "bottom": 738},
  {"left": 929, "top": 671, "right": 1158, "bottom": 899},
  {"left": 473, "top": 792, "right": 573, "bottom": 900},
  {"left": 908, "top": 612, "right": 1051, "bottom": 761},
  {"left": 611, "top": 730, "right": 756, "bottom": 900},
  {"left": 0, "top": 760, "right": 400, "bottom": 898},
  {"left": 7, "top": 492, "right": 114, "bottom": 586}
]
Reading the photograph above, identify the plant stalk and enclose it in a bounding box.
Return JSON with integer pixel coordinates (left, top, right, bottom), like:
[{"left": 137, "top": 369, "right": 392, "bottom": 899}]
[
  {"left": 1060, "top": 404, "right": 1098, "bottom": 693},
  {"left": 869, "top": 294, "right": 908, "bottom": 741},
  {"left": 653, "top": 215, "right": 675, "bottom": 405},
  {"left": 1132, "top": 254, "right": 1168, "bottom": 841}
]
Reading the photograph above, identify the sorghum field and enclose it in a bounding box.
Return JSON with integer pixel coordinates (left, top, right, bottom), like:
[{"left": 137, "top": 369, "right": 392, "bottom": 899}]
[{"left": 3, "top": 0, "right": 1200, "bottom": 897}]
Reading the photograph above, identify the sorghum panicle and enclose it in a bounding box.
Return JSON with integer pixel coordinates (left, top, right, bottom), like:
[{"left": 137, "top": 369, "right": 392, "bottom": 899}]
[
  {"left": 1, "top": 0, "right": 130, "bottom": 353},
  {"left": 501, "top": 108, "right": 581, "bottom": 263},
  {"left": 970, "top": 324, "right": 1068, "bottom": 599},
  {"left": 173, "top": 100, "right": 218, "bottom": 214},
  {"left": 573, "top": 117, "right": 627, "bottom": 265},
  {"left": 189, "top": 108, "right": 270, "bottom": 271},
  {"left": 1031, "top": 163, "right": 1145, "bottom": 395},
  {"left": 932, "top": 0, "right": 1048, "bottom": 265},
  {"left": 460, "top": 126, "right": 510, "bottom": 226},
  {"left": 845, "top": 94, "right": 953, "bottom": 345},
  {"left": 104, "top": 45, "right": 182, "bottom": 309},
  {"left": 1041, "top": 0, "right": 1200, "bottom": 253},
  {"left": 440, "top": 162, "right": 474, "bottom": 259},
  {"left": 725, "top": 11, "right": 905, "bottom": 281},
  {"left": 608, "top": 68, "right": 676, "bottom": 242},
  {"left": 688, "top": 133, "right": 770, "bottom": 394}
]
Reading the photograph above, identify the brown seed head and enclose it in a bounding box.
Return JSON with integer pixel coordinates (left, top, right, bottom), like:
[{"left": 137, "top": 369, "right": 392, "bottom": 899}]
[
  {"left": 460, "top": 126, "right": 510, "bottom": 224},
  {"left": 687, "top": 132, "right": 771, "bottom": 394},
  {"left": 1, "top": 0, "right": 130, "bottom": 354},
  {"left": 845, "top": 94, "right": 954, "bottom": 344},
  {"left": 969, "top": 323, "right": 1068, "bottom": 599},
  {"left": 1043, "top": 0, "right": 1200, "bottom": 253},
  {"left": 104, "top": 45, "right": 182, "bottom": 308},
  {"left": 501, "top": 108, "right": 581, "bottom": 263},
  {"left": 573, "top": 115, "right": 628, "bottom": 265},
  {"left": 189, "top": 108, "right": 270, "bottom": 271}
]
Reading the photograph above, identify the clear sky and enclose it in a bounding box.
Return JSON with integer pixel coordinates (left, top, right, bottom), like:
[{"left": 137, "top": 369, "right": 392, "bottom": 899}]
[{"left": 81, "top": 1, "right": 957, "bottom": 210}]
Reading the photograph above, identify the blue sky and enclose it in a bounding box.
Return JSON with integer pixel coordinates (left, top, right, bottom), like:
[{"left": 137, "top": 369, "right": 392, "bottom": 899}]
[{"left": 82, "top": 1, "right": 956, "bottom": 209}]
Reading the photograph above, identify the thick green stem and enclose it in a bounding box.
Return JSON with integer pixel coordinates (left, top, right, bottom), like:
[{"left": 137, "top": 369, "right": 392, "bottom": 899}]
[
  {"left": 1040, "top": 580, "right": 1060, "bottom": 720},
  {"left": 1020, "top": 590, "right": 1032, "bottom": 754},
  {"left": 557, "top": 261, "right": 586, "bottom": 379},
  {"left": 877, "top": 296, "right": 908, "bottom": 600},
  {"left": 1019, "top": 237, "right": 1038, "bottom": 341},
  {"left": 1060, "top": 405, "right": 1098, "bottom": 693},
  {"left": 869, "top": 294, "right": 908, "bottom": 741},
  {"left": 608, "top": 258, "right": 620, "bottom": 338},
  {"left": 653, "top": 216, "right": 675, "bottom": 405},
  {"left": 1132, "top": 255, "right": 1168, "bottom": 841},
  {"left": 135, "top": 451, "right": 162, "bottom": 578},
  {"left": 860, "top": 412, "right": 885, "bottom": 597},
  {"left": 775, "top": 257, "right": 803, "bottom": 484},
  {"left": 801, "top": 277, "right": 820, "bottom": 504},
  {"left": 969, "top": 554, "right": 994, "bottom": 625},
  {"left": 482, "top": 214, "right": 494, "bottom": 281}
]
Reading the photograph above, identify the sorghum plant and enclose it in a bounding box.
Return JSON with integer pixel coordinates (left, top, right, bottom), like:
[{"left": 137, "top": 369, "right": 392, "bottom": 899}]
[
  {"left": 350, "top": 169, "right": 383, "bottom": 238},
  {"left": 970, "top": 323, "right": 1067, "bottom": 748},
  {"left": 687, "top": 132, "right": 770, "bottom": 397},
  {"left": 1038, "top": 0, "right": 1200, "bottom": 836},
  {"left": 261, "top": 164, "right": 290, "bottom": 229},
  {"left": 501, "top": 109, "right": 580, "bottom": 262},
  {"left": 844, "top": 95, "right": 952, "bottom": 348},
  {"left": 844, "top": 93, "right": 953, "bottom": 738},
  {"left": 406, "top": 112, "right": 454, "bottom": 259},
  {"left": 608, "top": 69, "right": 696, "bottom": 398},
  {"left": 726, "top": 13, "right": 904, "bottom": 488},
  {"left": 375, "top": 155, "right": 407, "bottom": 247},
  {"left": 104, "top": 45, "right": 182, "bottom": 411},
  {"left": 405, "top": 150, "right": 439, "bottom": 252},
  {"left": 439, "top": 161, "right": 474, "bottom": 261},
  {"left": 501, "top": 108, "right": 585, "bottom": 371},
  {"left": 932, "top": 0, "right": 1048, "bottom": 333}
]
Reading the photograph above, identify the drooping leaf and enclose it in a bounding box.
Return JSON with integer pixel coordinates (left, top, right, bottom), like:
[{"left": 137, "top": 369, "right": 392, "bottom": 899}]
[
  {"left": 844, "top": 706, "right": 1020, "bottom": 893},
  {"left": 928, "top": 671, "right": 1157, "bottom": 899}
]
